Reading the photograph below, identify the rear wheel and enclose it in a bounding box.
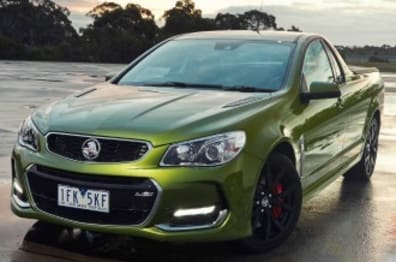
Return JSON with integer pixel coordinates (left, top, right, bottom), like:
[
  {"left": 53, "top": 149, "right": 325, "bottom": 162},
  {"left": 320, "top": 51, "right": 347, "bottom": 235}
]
[
  {"left": 345, "top": 117, "right": 379, "bottom": 180},
  {"left": 239, "top": 153, "right": 302, "bottom": 252}
]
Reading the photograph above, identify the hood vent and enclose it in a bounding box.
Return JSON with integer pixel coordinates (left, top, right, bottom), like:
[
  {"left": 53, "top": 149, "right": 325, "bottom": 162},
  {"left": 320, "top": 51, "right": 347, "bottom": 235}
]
[
  {"left": 223, "top": 96, "right": 264, "bottom": 108},
  {"left": 75, "top": 88, "right": 97, "bottom": 98}
]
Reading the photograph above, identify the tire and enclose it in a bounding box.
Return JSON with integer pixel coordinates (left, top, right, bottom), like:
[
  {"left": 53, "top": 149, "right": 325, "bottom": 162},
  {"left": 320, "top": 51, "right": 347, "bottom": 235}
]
[
  {"left": 238, "top": 152, "right": 302, "bottom": 253},
  {"left": 34, "top": 221, "right": 68, "bottom": 235},
  {"left": 25, "top": 221, "right": 71, "bottom": 243},
  {"left": 344, "top": 117, "right": 380, "bottom": 181}
]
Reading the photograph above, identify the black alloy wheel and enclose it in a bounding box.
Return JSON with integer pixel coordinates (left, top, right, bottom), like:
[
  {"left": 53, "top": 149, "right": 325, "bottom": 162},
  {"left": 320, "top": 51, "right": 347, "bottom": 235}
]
[
  {"left": 363, "top": 118, "right": 379, "bottom": 178},
  {"left": 239, "top": 152, "right": 302, "bottom": 252},
  {"left": 344, "top": 117, "right": 380, "bottom": 180}
]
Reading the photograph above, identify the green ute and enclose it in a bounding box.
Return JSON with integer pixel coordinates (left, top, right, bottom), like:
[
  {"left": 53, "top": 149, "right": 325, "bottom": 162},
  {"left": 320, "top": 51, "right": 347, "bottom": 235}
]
[{"left": 11, "top": 30, "right": 384, "bottom": 252}]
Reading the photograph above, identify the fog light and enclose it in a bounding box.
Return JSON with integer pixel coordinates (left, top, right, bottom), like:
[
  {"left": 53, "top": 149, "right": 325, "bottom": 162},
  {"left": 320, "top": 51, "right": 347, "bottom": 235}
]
[
  {"left": 174, "top": 205, "right": 216, "bottom": 217},
  {"left": 13, "top": 180, "right": 24, "bottom": 195},
  {"left": 11, "top": 159, "right": 30, "bottom": 208}
]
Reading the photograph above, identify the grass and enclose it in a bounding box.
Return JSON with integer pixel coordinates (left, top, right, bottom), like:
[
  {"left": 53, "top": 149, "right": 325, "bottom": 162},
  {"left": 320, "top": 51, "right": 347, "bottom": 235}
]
[{"left": 347, "top": 62, "right": 396, "bottom": 73}]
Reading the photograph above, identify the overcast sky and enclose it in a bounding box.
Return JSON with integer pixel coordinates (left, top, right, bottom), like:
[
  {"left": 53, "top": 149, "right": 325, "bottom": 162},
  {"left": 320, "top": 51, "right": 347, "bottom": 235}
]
[{"left": 55, "top": 0, "right": 396, "bottom": 46}]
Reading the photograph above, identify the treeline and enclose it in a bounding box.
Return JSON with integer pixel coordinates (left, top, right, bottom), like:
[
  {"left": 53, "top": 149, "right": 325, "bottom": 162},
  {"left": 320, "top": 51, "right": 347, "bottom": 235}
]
[
  {"left": 337, "top": 45, "right": 396, "bottom": 63},
  {"left": 0, "top": 0, "right": 301, "bottom": 63}
]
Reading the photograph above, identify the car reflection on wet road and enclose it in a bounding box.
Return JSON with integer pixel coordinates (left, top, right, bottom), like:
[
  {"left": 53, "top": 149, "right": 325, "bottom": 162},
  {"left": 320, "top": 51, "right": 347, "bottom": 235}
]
[{"left": 0, "top": 62, "right": 395, "bottom": 262}]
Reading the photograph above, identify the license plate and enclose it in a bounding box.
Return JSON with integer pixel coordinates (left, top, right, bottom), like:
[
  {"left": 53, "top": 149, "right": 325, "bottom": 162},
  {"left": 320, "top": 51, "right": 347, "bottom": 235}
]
[{"left": 57, "top": 184, "right": 110, "bottom": 213}]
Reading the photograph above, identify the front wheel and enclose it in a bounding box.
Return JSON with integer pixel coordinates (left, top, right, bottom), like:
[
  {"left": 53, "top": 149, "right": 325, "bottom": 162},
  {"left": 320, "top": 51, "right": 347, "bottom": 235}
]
[{"left": 239, "top": 153, "right": 302, "bottom": 252}]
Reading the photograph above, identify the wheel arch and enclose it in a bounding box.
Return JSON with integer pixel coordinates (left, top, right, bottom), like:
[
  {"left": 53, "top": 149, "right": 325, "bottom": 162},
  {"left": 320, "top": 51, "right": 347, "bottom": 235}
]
[
  {"left": 257, "top": 137, "right": 300, "bottom": 177},
  {"left": 373, "top": 109, "right": 381, "bottom": 127},
  {"left": 250, "top": 136, "right": 300, "bottom": 191},
  {"left": 271, "top": 140, "right": 297, "bottom": 168},
  {"left": 364, "top": 107, "right": 381, "bottom": 138},
  {"left": 365, "top": 79, "right": 384, "bottom": 133}
]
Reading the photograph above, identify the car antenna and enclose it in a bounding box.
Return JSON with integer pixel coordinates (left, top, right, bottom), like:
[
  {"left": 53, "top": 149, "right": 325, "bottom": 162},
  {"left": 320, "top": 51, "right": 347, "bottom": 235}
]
[{"left": 255, "top": 0, "right": 264, "bottom": 34}]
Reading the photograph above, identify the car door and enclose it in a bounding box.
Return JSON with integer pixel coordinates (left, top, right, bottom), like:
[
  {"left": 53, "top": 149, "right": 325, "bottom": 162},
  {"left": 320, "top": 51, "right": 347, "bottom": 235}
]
[
  {"left": 320, "top": 41, "right": 366, "bottom": 159},
  {"left": 300, "top": 39, "right": 346, "bottom": 183},
  {"left": 341, "top": 79, "right": 372, "bottom": 160},
  {"left": 323, "top": 44, "right": 372, "bottom": 161}
]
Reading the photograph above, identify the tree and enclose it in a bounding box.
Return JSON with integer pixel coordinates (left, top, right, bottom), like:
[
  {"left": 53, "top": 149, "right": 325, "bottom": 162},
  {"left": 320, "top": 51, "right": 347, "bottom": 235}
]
[
  {"left": 161, "top": 0, "right": 215, "bottom": 37},
  {"left": 241, "top": 10, "right": 277, "bottom": 31},
  {"left": 86, "top": 1, "right": 121, "bottom": 18},
  {"left": 215, "top": 13, "right": 247, "bottom": 30},
  {"left": 0, "top": 0, "right": 77, "bottom": 46},
  {"left": 277, "top": 25, "right": 302, "bottom": 32},
  {"left": 0, "top": 0, "right": 305, "bottom": 62},
  {"left": 288, "top": 25, "right": 302, "bottom": 32},
  {"left": 368, "top": 55, "right": 389, "bottom": 63},
  {"left": 80, "top": 2, "right": 159, "bottom": 62},
  {"left": 215, "top": 10, "right": 279, "bottom": 31}
]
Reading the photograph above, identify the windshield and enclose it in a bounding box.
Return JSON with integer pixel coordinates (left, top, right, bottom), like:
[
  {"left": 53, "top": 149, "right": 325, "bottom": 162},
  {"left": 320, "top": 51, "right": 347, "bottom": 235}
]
[{"left": 117, "top": 39, "right": 295, "bottom": 91}]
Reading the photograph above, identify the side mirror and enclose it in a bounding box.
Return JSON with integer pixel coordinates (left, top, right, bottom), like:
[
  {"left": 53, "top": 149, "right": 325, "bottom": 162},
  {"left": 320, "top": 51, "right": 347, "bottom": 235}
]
[
  {"left": 300, "top": 81, "right": 341, "bottom": 102},
  {"left": 105, "top": 74, "right": 115, "bottom": 81}
]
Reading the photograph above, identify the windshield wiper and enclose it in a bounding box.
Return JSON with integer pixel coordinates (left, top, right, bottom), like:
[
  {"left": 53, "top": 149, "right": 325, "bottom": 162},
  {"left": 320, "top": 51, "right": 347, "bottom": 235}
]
[
  {"left": 140, "top": 81, "right": 224, "bottom": 89},
  {"left": 222, "top": 85, "right": 274, "bottom": 92},
  {"left": 132, "top": 81, "right": 274, "bottom": 92}
]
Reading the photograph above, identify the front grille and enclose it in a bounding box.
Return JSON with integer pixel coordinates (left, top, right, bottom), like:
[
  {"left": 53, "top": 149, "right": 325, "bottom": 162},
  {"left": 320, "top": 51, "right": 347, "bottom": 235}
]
[
  {"left": 47, "top": 133, "right": 150, "bottom": 162},
  {"left": 27, "top": 165, "right": 159, "bottom": 225}
]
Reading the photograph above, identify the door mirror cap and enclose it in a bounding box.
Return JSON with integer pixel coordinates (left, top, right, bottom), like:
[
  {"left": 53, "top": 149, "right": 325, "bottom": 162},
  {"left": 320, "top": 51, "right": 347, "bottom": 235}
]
[{"left": 301, "top": 81, "right": 341, "bottom": 102}]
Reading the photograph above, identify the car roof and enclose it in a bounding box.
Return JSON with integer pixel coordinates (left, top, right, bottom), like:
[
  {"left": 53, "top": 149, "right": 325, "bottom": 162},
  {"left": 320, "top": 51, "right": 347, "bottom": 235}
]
[{"left": 173, "top": 30, "right": 317, "bottom": 43}]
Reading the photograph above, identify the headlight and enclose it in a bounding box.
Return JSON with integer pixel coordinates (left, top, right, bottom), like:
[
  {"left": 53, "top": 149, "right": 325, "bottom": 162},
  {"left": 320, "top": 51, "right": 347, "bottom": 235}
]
[
  {"left": 160, "top": 131, "right": 246, "bottom": 166},
  {"left": 18, "top": 117, "right": 40, "bottom": 152}
]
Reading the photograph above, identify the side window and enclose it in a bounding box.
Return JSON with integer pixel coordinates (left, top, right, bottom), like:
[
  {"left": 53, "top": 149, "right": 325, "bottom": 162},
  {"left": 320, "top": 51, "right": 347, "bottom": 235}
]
[
  {"left": 302, "top": 40, "right": 335, "bottom": 91},
  {"left": 322, "top": 42, "right": 344, "bottom": 83}
]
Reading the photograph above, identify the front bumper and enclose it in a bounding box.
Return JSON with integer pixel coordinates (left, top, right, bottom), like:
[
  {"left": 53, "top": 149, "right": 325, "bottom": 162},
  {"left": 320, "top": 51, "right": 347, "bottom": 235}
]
[{"left": 10, "top": 143, "right": 263, "bottom": 242}]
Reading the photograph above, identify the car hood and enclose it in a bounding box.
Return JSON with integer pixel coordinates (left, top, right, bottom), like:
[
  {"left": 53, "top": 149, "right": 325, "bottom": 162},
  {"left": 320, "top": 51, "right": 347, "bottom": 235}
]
[{"left": 33, "top": 83, "right": 271, "bottom": 146}]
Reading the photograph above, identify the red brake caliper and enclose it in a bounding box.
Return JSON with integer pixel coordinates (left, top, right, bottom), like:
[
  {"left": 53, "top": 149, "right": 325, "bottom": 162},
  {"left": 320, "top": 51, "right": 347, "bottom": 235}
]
[{"left": 272, "top": 183, "right": 283, "bottom": 218}]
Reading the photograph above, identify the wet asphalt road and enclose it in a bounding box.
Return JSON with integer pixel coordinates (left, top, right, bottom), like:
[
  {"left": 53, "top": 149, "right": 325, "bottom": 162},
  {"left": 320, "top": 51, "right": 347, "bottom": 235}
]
[{"left": 0, "top": 61, "right": 395, "bottom": 262}]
